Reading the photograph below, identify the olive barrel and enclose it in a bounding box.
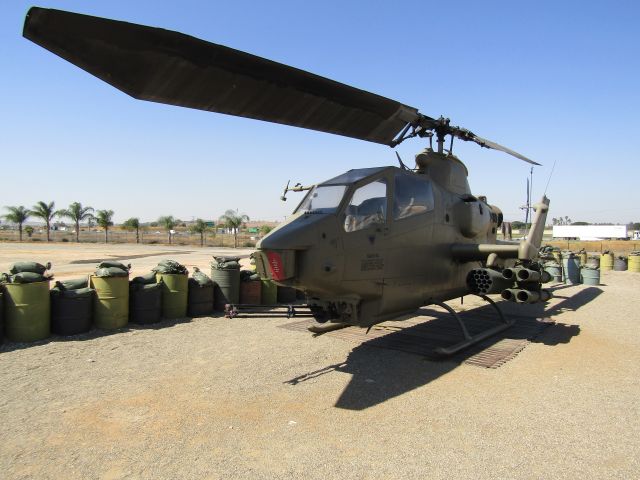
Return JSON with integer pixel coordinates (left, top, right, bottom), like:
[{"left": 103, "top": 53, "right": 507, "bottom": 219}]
[
  {"left": 600, "top": 252, "right": 614, "bottom": 271},
  {"left": 0, "top": 292, "right": 3, "bottom": 344},
  {"left": 90, "top": 276, "right": 129, "bottom": 329},
  {"left": 240, "top": 281, "right": 262, "bottom": 304},
  {"left": 129, "top": 283, "right": 162, "bottom": 324},
  {"left": 580, "top": 267, "right": 600, "bottom": 286},
  {"left": 578, "top": 251, "right": 588, "bottom": 265},
  {"left": 613, "top": 257, "right": 628, "bottom": 271},
  {"left": 552, "top": 250, "right": 562, "bottom": 264},
  {"left": 261, "top": 280, "right": 277, "bottom": 305},
  {"left": 51, "top": 287, "right": 94, "bottom": 335},
  {"left": 211, "top": 267, "right": 240, "bottom": 310},
  {"left": 156, "top": 273, "right": 188, "bottom": 319},
  {"left": 188, "top": 279, "right": 214, "bottom": 317},
  {"left": 630, "top": 253, "right": 640, "bottom": 272},
  {"left": 3, "top": 281, "right": 50, "bottom": 342},
  {"left": 544, "top": 263, "right": 563, "bottom": 283},
  {"left": 562, "top": 255, "right": 581, "bottom": 285}
]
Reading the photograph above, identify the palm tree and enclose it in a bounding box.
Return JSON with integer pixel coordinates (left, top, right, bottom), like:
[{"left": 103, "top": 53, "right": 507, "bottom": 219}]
[
  {"left": 219, "top": 209, "right": 249, "bottom": 248},
  {"left": 95, "top": 210, "right": 114, "bottom": 243},
  {"left": 30, "top": 200, "right": 59, "bottom": 242},
  {"left": 3, "top": 206, "right": 30, "bottom": 241},
  {"left": 158, "top": 215, "right": 176, "bottom": 244},
  {"left": 123, "top": 217, "right": 141, "bottom": 243},
  {"left": 189, "top": 219, "right": 209, "bottom": 247},
  {"left": 59, "top": 202, "right": 94, "bottom": 242}
]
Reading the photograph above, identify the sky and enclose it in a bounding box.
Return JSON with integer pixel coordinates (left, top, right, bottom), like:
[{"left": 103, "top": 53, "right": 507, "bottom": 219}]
[{"left": 1, "top": 0, "right": 639, "bottom": 224}]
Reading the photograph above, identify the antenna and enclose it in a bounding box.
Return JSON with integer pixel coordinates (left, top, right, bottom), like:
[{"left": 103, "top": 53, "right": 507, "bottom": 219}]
[
  {"left": 395, "top": 151, "right": 409, "bottom": 171},
  {"left": 544, "top": 159, "right": 557, "bottom": 196},
  {"left": 520, "top": 167, "right": 534, "bottom": 238}
]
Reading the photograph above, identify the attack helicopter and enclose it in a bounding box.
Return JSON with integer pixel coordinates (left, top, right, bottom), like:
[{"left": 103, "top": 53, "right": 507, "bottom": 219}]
[{"left": 23, "top": 7, "right": 552, "bottom": 355}]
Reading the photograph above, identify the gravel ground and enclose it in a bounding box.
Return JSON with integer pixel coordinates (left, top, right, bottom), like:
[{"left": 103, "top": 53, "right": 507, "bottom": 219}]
[{"left": 1, "top": 244, "right": 639, "bottom": 479}]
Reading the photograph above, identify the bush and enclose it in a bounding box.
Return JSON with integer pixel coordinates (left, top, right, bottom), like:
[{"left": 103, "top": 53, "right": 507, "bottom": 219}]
[
  {"left": 242, "top": 241, "right": 256, "bottom": 247},
  {"left": 62, "top": 238, "right": 69, "bottom": 242}
]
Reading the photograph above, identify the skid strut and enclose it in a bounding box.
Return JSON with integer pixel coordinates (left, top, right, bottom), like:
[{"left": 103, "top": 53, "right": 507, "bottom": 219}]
[{"left": 433, "top": 295, "right": 514, "bottom": 356}]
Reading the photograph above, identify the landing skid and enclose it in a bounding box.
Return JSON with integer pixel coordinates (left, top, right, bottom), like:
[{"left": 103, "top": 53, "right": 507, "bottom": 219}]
[{"left": 433, "top": 295, "right": 514, "bottom": 356}]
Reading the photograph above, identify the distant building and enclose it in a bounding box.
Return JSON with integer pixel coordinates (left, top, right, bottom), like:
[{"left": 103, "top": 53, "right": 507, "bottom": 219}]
[{"left": 552, "top": 225, "right": 628, "bottom": 240}]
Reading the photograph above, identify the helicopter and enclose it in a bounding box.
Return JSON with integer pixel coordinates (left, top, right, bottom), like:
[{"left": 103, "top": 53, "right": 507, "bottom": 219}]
[{"left": 23, "top": 7, "right": 552, "bottom": 355}]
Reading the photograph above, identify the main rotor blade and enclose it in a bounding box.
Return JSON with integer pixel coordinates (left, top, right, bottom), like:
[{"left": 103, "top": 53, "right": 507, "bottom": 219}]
[
  {"left": 467, "top": 134, "right": 540, "bottom": 165},
  {"left": 23, "top": 7, "right": 421, "bottom": 145}
]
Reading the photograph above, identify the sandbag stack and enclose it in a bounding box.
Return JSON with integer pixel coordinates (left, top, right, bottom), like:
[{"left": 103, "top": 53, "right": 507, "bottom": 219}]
[
  {"left": 51, "top": 277, "right": 94, "bottom": 335},
  {"left": 90, "top": 261, "right": 130, "bottom": 329},
  {"left": 188, "top": 267, "right": 214, "bottom": 317},
  {"left": 153, "top": 260, "right": 188, "bottom": 319},
  {"left": 211, "top": 256, "right": 240, "bottom": 310},
  {"left": 239, "top": 269, "right": 261, "bottom": 304},
  {"left": 129, "top": 272, "right": 162, "bottom": 324},
  {"left": 1, "top": 261, "right": 53, "bottom": 342}
]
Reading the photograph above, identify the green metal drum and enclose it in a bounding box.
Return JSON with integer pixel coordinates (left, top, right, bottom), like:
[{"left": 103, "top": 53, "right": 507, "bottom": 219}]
[
  {"left": 562, "top": 254, "right": 581, "bottom": 285},
  {"left": 0, "top": 291, "right": 3, "bottom": 344},
  {"left": 613, "top": 257, "right": 628, "bottom": 271},
  {"left": 3, "top": 280, "right": 51, "bottom": 342},
  {"left": 578, "top": 251, "right": 588, "bottom": 265},
  {"left": 211, "top": 267, "right": 240, "bottom": 310},
  {"left": 156, "top": 273, "right": 188, "bottom": 319},
  {"left": 600, "top": 252, "right": 614, "bottom": 271},
  {"left": 129, "top": 282, "right": 162, "bottom": 324},
  {"left": 90, "top": 276, "right": 129, "bottom": 329},
  {"left": 580, "top": 266, "right": 600, "bottom": 286},
  {"left": 544, "top": 263, "right": 562, "bottom": 283},
  {"left": 630, "top": 253, "right": 640, "bottom": 273},
  {"left": 261, "top": 280, "right": 277, "bottom": 305}
]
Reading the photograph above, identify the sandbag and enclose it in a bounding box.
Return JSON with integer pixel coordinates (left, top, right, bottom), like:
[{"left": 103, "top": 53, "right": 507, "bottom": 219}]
[
  {"left": 152, "top": 260, "right": 188, "bottom": 275},
  {"left": 240, "top": 270, "right": 260, "bottom": 282},
  {"left": 94, "top": 267, "right": 129, "bottom": 278},
  {"left": 55, "top": 277, "right": 89, "bottom": 290},
  {"left": 129, "top": 282, "right": 162, "bottom": 324},
  {"left": 212, "top": 256, "right": 241, "bottom": 270},
  {"left": 188, "top": 278, "right": 214, "bottom": 317},
  {"left": 97, "top": 261, "right": 131, "bottom": 271},
  {"left": 7, "top": 272, "right": 48, "bottom": 284},
  {"left": 191, "top": 267, "right": 213, "bottom": 287},
  {"left": 9, "top": 261, "right": 51, "bottom": 275},
  {"left": 131, "top": 272, "right": 158, "bottom": 285},
  {"left": 51, "top": 287, "right": 94, "bottom": 335}
]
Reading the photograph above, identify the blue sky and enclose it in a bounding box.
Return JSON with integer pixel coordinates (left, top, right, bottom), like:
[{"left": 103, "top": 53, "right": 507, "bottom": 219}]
[{"left": 1, "top": 1, "right": 639, "bottom": 224}]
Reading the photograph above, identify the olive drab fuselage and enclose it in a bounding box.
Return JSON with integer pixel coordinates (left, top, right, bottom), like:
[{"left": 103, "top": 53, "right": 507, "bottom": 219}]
[{"left": 255, "top": 150, "right": 503, "bottom": 327}]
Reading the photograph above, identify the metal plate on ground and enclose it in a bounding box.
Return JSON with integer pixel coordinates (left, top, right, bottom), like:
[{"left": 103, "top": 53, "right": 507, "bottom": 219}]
[{"left": 279, "top": 307, "right": 553, "bottom": 368}]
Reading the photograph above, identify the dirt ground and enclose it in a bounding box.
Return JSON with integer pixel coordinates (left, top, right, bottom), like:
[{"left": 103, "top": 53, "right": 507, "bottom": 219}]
[{"left": 1, "top": 244, "right": 639, "bottom": 479}]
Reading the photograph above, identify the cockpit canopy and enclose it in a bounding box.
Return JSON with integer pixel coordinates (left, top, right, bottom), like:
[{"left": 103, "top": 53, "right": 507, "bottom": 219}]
[{"left": 294, "top": 167, "right": 435, "bottom": 232}]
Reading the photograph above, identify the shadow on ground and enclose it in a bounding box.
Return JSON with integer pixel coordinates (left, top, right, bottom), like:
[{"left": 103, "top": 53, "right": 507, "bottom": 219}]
[
  {"left": 0, "top": 315, "right": 223, "bottom": 354},
  {"left": 286, "top": 287, "right": 601, "bottom": 410}
]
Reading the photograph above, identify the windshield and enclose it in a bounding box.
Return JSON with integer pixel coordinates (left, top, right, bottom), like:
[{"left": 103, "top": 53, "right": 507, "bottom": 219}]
[{"left": 295, "top": 185, "right": 347, "bottom": 214}]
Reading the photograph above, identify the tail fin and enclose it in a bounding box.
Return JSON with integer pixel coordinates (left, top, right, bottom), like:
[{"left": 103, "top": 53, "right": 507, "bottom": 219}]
[{"left": 518, "top": 196, "right": 550, "bottom": 261}]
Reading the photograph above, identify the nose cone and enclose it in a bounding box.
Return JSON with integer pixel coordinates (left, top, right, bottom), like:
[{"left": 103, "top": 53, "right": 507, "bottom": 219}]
[{"left": 258, "top": 213, "right": 333, "bottom": 250}]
